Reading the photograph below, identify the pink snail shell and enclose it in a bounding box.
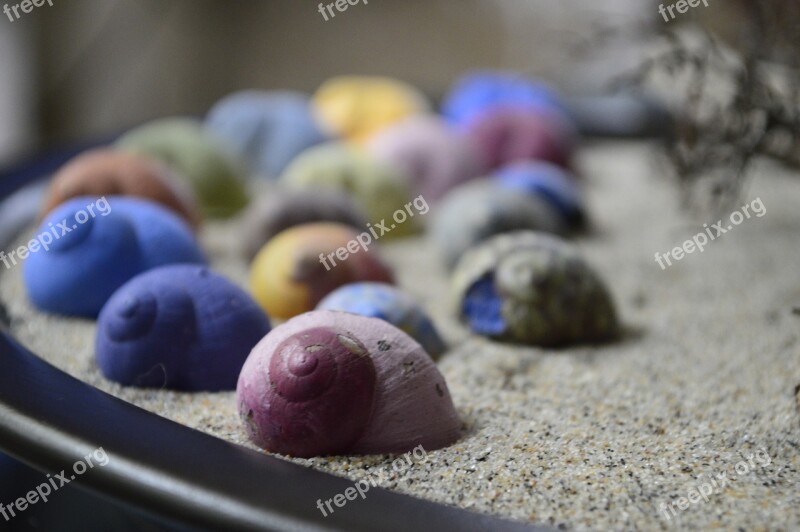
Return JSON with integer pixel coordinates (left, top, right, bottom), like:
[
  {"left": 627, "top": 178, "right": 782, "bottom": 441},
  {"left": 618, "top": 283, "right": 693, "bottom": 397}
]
[{"left": 236, "top": 310, "right": 461, "bottom": 457}]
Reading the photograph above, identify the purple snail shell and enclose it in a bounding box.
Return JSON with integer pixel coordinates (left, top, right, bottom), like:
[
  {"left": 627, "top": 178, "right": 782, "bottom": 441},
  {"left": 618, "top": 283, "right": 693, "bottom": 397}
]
[
  {"left": 96, "top": 265, "right": 271, "bottom": 391},
  {"left": 366, "top": 116, "right": 483, "bottom": 202},
  {"left": 237, "top": 310, "right": 461, "bottom": 457},
  {"left": 464, "top": 106, "right": 576, "bottom": 170},
  {"left": 22, "top": 196, "right": 205, "bottom": 317}
]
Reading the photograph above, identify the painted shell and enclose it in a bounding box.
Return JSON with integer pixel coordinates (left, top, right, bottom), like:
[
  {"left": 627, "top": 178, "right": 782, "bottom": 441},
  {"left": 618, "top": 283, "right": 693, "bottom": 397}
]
[
  {"left": 465, "top": 106, "right": 576, "bottom": 170},
  {"left": 237, "top": 310, "right": 461, "bottom": 457},
  {"left": 431, "top": 180, "right": 565, "bottom": 268},
  {"left": 241, "top": 188, "right": 368, "bottom": 260},
  {"left": 366, "top": 116, "right": 483, "bottom": 202},
  {"left": 250, "top": 223, "right": 394, "bottom": 321},
  {"left": 96, "top": 265, "right": 271, "bottom": 391},
  {"left": 23, "top": 196, "right": 206, "bottom": 317},
  {"left": 316, "top": 282, "right": 446, "bottom": 359},
  {"left": 281, "top": 143, "right": 416, "bottom": 237},
  {"left": 205, "top": 90, "right": 328, "bottom": 179},
  {"left": 40, "top": 149, "right": 202, "bottom": 229},
  {"left": 116, "top": 118, "right": 249, "bottom": 218},
  {"left": 442, "top": 71, "right": 573, "bottom": 127},
  {"left": 451, "top": 231, "right": 619, "bottom": 346},
  {"left": 312, "top": 76, "right": 430, "bottom": 143},
  {"left": 495, "top": 161, "right": 586, "bottom": 229}
]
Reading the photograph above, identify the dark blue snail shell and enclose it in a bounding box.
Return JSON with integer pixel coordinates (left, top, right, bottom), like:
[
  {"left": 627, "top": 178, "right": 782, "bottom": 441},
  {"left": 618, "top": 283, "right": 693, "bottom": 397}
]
[
  {"left": 442, "top": 71, "right": 572, "bottom": 127},
  {"left": 23, "top": 196, "right": 206, "bottom": 317},
  {"left": 495, "top": 161, "right": 585, "bottom": 228},
  {"left": 96, "top": 264, "right": 271, "bottom": 391}
]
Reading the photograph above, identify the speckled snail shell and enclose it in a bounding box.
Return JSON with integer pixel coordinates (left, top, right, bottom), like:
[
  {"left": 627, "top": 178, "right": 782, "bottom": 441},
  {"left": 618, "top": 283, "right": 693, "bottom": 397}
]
[
  {"left": 237, "top": 310, "right": 461, "bottom": 457},
  {"left": 205, "top": 90, "right": 328, "bottom": 179},
  {"left": 317, "top": 282, "right": 446, "bottom": 359},
  {"left": 241, "top": 188, "right": 368, "bottom": 260},
  {"left": 40, "top": 149, "right": 202, "bottom": 229},
  {"left": 96, "top": 265, "right": 271, "bottom": 391},
  {"left": 116, "top": 118, "right": 249, "bottom": 218},
  {"left": 23, "top": 196, "right": 206, "bottom": 317},
  {"left": 432, "top": 180, "right": 565, "bottom": 268},
  {"left": 451, "top": 231, "right": 619, "bottom": 347}
]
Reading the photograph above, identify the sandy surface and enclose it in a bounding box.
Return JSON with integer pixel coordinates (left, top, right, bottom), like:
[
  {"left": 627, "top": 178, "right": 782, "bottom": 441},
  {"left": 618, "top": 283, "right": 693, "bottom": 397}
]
[{"left": 2, "top": 141, "right": 799, "bottom": 530}]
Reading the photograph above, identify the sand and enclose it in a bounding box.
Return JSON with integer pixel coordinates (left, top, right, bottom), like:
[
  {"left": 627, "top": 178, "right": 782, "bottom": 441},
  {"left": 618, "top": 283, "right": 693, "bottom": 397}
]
[{"left": 2, "top": 141, "right": 799, "bottom": 530}]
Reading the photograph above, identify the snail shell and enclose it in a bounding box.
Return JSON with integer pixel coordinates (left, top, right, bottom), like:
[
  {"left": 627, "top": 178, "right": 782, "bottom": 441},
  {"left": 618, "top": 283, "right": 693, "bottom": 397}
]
[
  {"left": 40, "top": 149, "right": 202, "bottom": 229},
  {"left": 432, "top": 180, "right": 565, "bottom": 268},
  {"left": 312, "top": 76, "right": 430, "bottom": 143},
  {"left": 96, "top": 265, "right": 271, "bottom": 391},
  {"left": 241, "top": 188, "right": 368, "bottom": 260},
  {"left": 366, "top": 116, "right": 483, "bottom": 202},
  {"left": 116, "top": 118, "right": 249, "bottom": 218},
  {"left": 451, "top": 231, "right": 619, "bottom": 346},
  {"left": 317, "top": 282, "right": 446, "bottom": 359},
  {"left": 495, "top": 161, "right": 586, "bottom": 229},
  {"left": 250, "top": 222, "right": 394, "bottom": 321},
  {"left": 205, "top": 90, "right": 328, "bottom": 179},
  {"left": 442, "top": 71, "right": 573, "bottom": 127},
  {"left": 23, "top": 196, "right": 206, "bottom": 317},
  {"left": 464, "top": 106, "right": 576, "bottom": 170},
  {"left": 281, "top": 143, "right": 416, "bottom": 238},
  {"left": 237, "top": 310, "right": 461, "bottom": 457}
]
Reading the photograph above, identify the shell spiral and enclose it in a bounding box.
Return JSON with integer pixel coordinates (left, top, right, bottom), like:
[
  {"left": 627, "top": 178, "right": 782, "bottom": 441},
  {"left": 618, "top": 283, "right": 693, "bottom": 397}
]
[
  {"left": 237, "top": 310, "right": 461, "bottom": 457},
  {"left": 247, "top": 327, "right": 377, "bottom": 457},
  {"left": 96, "top": 265, "right": 271, "bottom": 391},
  {"left": 23, "top": 196, "right": 205, "bottom": 317}
]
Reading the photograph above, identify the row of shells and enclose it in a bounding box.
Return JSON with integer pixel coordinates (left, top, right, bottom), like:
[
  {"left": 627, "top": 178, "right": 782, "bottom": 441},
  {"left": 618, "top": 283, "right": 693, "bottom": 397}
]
[{"left": 20, "top": 72, "right": 619, "bottom": 457}]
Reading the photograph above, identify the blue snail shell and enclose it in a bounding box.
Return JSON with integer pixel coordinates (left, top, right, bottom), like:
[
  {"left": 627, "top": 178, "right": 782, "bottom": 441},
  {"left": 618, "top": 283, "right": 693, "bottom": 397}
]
[
  {"left": 495, "top": 161, "right": 585, "bottom": 228},
  {"left": 442, "top": 71, "right": 573, "bottom": 127},
  {"left": 316, "top": 282, "right": 446, "bottom": 359},
  {"left": 206, "top": 91, "right": 329, "bottom": 179},
  {"left": 23, "top": 196, "right": 206, "bottom": 317},
  {"left": 96, "top": 264, "right": 271, "bottom": 391}
]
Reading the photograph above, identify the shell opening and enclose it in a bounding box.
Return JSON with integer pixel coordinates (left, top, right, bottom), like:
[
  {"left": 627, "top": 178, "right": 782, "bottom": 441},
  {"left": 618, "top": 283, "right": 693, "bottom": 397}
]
[{"left": 463, "top": 274, "right": 506, "bottom": 335}]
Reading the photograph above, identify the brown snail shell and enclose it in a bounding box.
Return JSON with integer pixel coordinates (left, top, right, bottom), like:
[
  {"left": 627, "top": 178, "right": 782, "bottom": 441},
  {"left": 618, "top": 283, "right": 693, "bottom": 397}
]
[{"left": 40, "top": 149, "right": 202, "bottom": 228}]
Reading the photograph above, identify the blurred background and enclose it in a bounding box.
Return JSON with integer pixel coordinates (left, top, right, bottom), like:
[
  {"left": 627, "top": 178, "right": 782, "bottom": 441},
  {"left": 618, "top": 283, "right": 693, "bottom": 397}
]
[{"left": 0, "top": 0, "right": 665, "bottom": 166}]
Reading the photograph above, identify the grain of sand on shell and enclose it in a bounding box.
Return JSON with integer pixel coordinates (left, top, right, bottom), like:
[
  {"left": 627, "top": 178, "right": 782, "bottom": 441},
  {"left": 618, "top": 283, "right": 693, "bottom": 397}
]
[{"left": 2, "top": 142, "right": 799, "bottom": 530}]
